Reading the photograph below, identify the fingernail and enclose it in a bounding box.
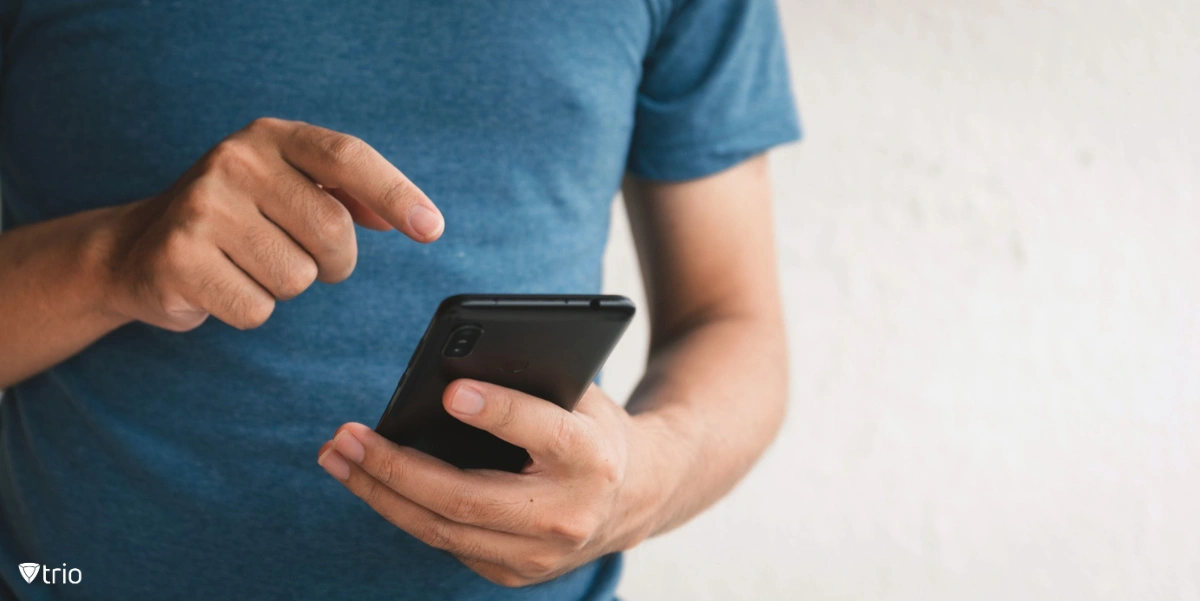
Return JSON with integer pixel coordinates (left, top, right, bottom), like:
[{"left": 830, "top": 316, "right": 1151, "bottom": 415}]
[
  {"left": 318, "top": 447, "right": 351, "bottom": 481},
  {"left": 332, "top": 430, "right": 365, "bottom": 464},
  {"left": 408, "top": 205, "right": 443, "bottom": 240},
  {"left": 451, "top": 386, "right": 485, "bottom": 415}
]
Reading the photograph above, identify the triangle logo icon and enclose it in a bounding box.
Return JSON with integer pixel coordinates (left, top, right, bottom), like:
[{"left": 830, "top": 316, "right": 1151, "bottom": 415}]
[{"left": 18, "top": 563, "right": 40, "bottom": 583}]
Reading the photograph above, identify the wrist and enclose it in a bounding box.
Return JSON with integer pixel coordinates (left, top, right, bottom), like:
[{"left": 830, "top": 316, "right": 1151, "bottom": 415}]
[
  {"left": 615, "top": 410, "right": 694, "bottom": 550},
  {"left": 77, "top": 203, "right": 138, "bottom": 327}
]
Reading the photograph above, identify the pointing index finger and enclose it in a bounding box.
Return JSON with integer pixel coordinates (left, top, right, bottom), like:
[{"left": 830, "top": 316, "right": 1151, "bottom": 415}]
[{"left": 274, "top": 120, "right": 444, "bottom": 242}]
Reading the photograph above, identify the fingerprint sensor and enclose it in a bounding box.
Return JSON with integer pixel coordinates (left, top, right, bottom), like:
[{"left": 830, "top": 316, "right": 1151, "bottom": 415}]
[{"left": 499, "top": 359, "right": 529, "bottom": 373}]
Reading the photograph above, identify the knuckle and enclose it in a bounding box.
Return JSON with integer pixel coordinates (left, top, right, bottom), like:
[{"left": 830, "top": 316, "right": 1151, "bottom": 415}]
[
  {"left": 217, "top": 282, "right": 274, "bottom": 329},
  {"left": 491, "top": 394, "right": 519, "bottom": 430},
  {"left": 154, "top": 238, "right": 205, "bottom": 296},
  {"left": 205, "top": 139, "right": 258, "bottom": 178},
  {"left": 313, "top": 203, "right": 354, "bottom": 247},
  {"left": 244, "top": 116, "right": 284, "bottom": 133},
  {"left": 418, "top": 519, "right": 456, "bottom": 551},
  {"left": 235, "top": 298, "right": 275, "bottom": 330},
  {"left": 589, "top": 446, "right": 622, "bottom": 485},
  {"left": 549, "top": 414, "right": 581, "bottom": 457},
  {"left": 489, "top": 570, "right": 533, "bottom": 589},
  {"left": 192, "top": 268, "right": 222, "bottom": 298},
  {"left": 441, "top": 486, "right": 483, "bottom": 522},
  {"left": 278, "top": 175, "right": 352, "bottom": 246},
  {"left": 276, "top": 172, "right": 318, "bottom": 211},
  {"left": 379, "top": 177, "right": 419, "bottom": 210},
  {"left": 245, "top": 229, "right": 317, "bottom": 301},
  {"left": 243, "top": 232, "right": 287, "bottom": 292},
  {"left": 274, "top": 271, "right": 311, "bottom": 300},
  {"left": 318, "top": 252, "right": 357, "bottom": 284},
  {"left": 550, "top": 414, "right": 573, "bottom": 447},
  {"left": 158, "top": 230, "right": 197, "bottom": 270},
  {"left": 172, "top": 186, "right": 220, "bottom": 227},
  {"left": 279, "top": 260, "right": 318, "bottom": 299},
  {"left": 320, "top": 132, "right": 368, "bottom": 168},
  {"left": 519, "top": 553, "right": 559, "bottom": 578},
  {"left": 303, "top": 205, "right": 356, "bottom": 283},
  {"left": 375, "top": 452, "right": 408, "bottom": 487},
  {"left": 546, "top": 511, "right": 598, "bottom": 546}
]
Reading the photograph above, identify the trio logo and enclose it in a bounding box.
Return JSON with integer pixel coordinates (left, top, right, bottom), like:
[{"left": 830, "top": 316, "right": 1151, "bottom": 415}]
[
  {"left": 18, "top": 563, "right": 38, "bottom": 583},
  {"left": 17, "top": 562, "right": 82, "bottom": 585}
]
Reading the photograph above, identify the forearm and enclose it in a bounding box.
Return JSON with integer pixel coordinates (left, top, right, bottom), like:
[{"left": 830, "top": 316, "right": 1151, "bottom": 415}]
[
  {"left": 626, "top": 311, "right": 788, "bottom": 537},
  {"left": 0, "top": 206, "right": 130, "bottom": 388}
]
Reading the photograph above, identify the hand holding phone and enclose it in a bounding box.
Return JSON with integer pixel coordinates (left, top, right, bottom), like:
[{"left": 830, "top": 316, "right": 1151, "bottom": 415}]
[
  {"left": 320, "top": 375, "right": 666, "bottom": 587},
  {"left": 320, "top": 293, "right": 659, "bottom": 587}
]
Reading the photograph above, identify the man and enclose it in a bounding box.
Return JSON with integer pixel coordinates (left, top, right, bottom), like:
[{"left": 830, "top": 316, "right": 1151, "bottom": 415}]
[{"left": 0, "top": 0, "right": 798, "bottom": 599}]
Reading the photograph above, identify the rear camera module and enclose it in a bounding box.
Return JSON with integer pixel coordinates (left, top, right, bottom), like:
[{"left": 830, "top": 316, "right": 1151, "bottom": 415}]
[{"left": 443, "top": 325, "right": 483, "bottom": 358}]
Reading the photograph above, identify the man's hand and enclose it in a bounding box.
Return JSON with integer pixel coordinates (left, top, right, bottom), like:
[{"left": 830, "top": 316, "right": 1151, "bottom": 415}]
[
  {"left": 317, "top": 381, "right": 680, "bottom": 587},
  {"left": 102, "top": 117, "right": 443, "bottom": 331}
]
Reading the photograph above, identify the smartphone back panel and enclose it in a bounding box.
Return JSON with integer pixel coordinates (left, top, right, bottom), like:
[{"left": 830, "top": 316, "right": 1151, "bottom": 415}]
[{"left": 375, "top": 294, "right": 634, "bottom": 472}]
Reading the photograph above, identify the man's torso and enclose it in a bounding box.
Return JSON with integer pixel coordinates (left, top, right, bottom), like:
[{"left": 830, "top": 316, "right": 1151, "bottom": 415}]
[{"left": 0, "top": 1, "right": 669, "bottom": 598}]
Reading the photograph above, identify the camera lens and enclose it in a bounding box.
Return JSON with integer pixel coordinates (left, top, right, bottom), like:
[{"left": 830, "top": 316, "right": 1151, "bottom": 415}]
[{"left": 443, "top": 325, "right": 483, "bottom": 358}]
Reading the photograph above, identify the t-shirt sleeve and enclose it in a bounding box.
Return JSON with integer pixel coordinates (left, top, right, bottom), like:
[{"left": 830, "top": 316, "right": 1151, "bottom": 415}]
[{"left": 627, "top": 0, "right": 801, "bottom": 181}]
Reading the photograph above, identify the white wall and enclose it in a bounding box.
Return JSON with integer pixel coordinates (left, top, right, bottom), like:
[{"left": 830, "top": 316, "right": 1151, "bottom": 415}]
[{"left": 607, "top": 1, "right": 1200, "bottom": 599}]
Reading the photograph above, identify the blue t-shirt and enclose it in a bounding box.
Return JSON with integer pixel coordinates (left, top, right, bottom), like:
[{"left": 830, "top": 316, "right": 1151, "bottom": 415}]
[{"left": 0, "top": 1, "right": 799, "bottom": 599}]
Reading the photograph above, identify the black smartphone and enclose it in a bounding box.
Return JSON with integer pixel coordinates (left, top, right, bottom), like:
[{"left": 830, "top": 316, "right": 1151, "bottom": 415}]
[{"left": 375, "top": 294, "right": 635, "bottom": 472}]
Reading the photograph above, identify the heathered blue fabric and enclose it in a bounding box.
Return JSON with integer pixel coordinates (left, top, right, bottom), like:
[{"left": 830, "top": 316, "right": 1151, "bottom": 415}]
[{"left": 0, "top": 1, "right": 799, "bottom": 599}]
